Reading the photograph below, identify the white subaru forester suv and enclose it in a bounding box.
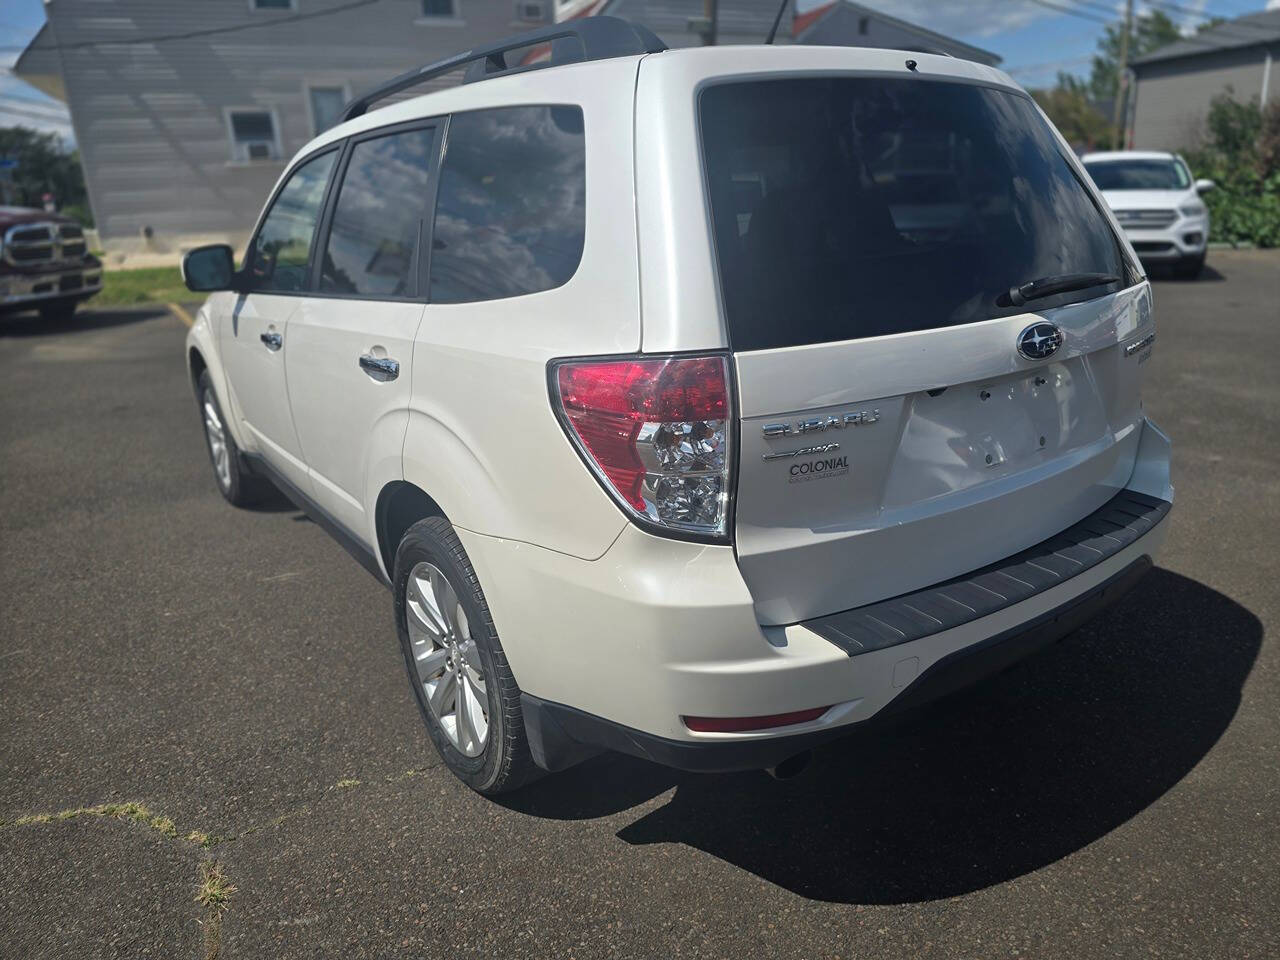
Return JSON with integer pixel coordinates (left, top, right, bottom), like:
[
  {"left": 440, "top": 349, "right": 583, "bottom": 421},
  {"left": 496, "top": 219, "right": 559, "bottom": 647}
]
[{"left": 183, "top": 17, "right": 1172, "bottom": 794}]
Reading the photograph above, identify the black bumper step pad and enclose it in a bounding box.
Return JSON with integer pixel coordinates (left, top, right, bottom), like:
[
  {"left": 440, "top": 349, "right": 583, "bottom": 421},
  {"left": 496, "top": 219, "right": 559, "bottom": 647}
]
[{"left": 805, "top": 490, "right": 1171, "bottom": 657}]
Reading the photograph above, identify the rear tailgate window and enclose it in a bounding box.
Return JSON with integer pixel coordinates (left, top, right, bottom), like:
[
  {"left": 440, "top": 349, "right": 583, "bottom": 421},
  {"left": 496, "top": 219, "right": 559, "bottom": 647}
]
[{"left": 699, "top": 77, "right": 1125, "bottom": 352}]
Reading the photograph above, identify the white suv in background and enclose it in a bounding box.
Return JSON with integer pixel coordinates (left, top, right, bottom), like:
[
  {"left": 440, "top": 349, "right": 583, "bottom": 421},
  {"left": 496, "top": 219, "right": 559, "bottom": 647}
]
[
  {"left": 1083, "top": 150, "right": 1214, "bottom": 279},
  {"left": 182, "top": 18, "right": 1172, "bottom": 794}
]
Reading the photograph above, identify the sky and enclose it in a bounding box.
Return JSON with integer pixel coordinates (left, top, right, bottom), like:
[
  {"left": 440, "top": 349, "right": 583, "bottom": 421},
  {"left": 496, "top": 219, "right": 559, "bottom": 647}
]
[{"left": 0, "top": 0, "right": 1275, "bottom": 146}]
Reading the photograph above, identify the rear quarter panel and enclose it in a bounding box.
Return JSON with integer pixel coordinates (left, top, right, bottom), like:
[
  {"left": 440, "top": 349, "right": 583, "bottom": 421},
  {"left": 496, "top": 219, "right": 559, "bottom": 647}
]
[{"left": 401, "top": 59, "right": 642, "bottom": 560}]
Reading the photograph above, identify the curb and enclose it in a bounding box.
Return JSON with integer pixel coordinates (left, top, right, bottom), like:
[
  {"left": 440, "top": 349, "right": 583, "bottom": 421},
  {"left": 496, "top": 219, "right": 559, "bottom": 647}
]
[{"left": 168, "top": 302, "right": 194, "bottom": 328}]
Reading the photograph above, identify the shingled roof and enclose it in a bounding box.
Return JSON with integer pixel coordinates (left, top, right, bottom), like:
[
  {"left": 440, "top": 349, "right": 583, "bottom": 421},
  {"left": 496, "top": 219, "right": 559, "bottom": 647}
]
[{"left": 1132, "top": 9, "right": 1280, "bottom": 67}]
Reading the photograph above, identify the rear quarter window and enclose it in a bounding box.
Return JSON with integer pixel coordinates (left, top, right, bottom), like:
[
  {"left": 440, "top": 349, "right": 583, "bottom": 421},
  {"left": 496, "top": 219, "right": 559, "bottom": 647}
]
[
  {"left": 429, "top": 105, "right": 586, "bottom": 304},
  {"left": 699, "top": 77, "right": 1124, "bottom": 352}
]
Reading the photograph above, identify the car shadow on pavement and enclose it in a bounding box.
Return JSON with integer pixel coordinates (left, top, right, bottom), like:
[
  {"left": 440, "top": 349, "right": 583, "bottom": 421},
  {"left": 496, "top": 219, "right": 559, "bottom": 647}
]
[
  {"left": 501, "top": 568, "right": 1261, "bottom": 905},
  {"left": 1150, "top": 263, "right": 1227, "bottom": 283},
  {"left": 0, "top": 305, "right": 171, "bottom": 337}
]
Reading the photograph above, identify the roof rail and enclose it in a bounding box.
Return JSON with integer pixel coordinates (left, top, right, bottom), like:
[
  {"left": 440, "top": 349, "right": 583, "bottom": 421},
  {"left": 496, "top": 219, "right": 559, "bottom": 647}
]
[
  {"left": 340, "top": 16, "right": 667, "bottom": 124},
  {"left": 893, "top": 43, "right": 954, "bottom": 59}
]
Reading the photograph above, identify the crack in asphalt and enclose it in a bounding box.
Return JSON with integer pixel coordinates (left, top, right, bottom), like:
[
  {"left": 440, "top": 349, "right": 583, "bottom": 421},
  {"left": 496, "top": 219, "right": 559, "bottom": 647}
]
[{"left": 0, "top": 766, "right": 436, "bottom": 958}]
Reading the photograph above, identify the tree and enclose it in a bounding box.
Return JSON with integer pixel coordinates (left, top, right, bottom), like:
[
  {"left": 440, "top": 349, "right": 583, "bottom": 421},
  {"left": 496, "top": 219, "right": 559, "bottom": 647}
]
[
  {"left": 1182, "top": 93, "right": 1280, "bottom": 248},
  {"left": 0, "top": 127, "right": 91, "bottom": 223},
  {"left": 1088, "top": 10, "right": 1182, "bottom": 103},
  {"left": 1033, "top": 73, "right": 1111, "bottom": 150}
]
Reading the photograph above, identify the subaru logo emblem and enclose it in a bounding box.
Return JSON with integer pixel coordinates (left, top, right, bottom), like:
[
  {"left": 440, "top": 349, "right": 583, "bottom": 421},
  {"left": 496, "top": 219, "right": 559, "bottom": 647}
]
[{"left": 1016, "top": 322, "right": 1063, "bottom": 362}]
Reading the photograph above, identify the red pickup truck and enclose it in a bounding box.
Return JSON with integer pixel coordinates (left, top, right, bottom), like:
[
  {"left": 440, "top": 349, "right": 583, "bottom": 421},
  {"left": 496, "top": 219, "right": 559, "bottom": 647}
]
[{"left": 0, "top": 206, "right": 102, "bottom": 321}]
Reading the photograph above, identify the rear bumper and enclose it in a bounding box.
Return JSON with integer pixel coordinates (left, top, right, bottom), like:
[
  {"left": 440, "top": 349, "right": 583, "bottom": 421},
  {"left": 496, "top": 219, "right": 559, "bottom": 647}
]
[
  {"left": 523, "top": 553, "right": 1156, "bottom": 773},
  {"left": 0, "top": 265, "right": 102, "bottom": 311},
  {"left": 458, "top": 419, "right": 1172, "bottom": 771}
]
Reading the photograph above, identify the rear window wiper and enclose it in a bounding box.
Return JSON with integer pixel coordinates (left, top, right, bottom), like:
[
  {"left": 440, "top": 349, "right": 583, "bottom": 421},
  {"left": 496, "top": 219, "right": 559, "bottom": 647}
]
[{"left": 1005, "top": 272, "right": 1120, "bottom": 307}]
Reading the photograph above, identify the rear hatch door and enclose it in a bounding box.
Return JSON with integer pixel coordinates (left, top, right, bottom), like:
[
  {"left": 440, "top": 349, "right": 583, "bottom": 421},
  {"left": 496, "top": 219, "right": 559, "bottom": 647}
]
[{"left": 699, "top": 75, "right": 1153, "bottom": 625}]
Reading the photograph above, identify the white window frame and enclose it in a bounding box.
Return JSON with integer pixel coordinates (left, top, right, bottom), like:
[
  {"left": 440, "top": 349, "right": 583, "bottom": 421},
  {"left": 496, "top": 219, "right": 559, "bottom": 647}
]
[
  {"left": 416, "top": 0, "right": 464, "bottom": 27},
  {"left": 224, "top": 107, "right": 284, "bottom": 165},
  {"left": 248, "top": 0, "right": 296, "bottom": 11},
  {"left": 303, "top": 80, "right": 352, "bottom": 138}
]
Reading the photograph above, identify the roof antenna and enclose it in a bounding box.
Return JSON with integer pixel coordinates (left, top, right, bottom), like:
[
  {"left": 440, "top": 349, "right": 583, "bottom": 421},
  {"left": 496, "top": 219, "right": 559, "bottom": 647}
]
[{"left": 764, "top": 0, "right": 788, "bottom": 44}]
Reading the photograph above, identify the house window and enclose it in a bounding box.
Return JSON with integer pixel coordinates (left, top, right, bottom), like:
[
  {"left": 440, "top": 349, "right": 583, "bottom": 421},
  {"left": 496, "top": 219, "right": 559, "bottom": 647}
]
[
  {"left": 308, "top": 86, "right": 347, "bottom": 136},
  {"left": 252, "top": 0, "right": 294, "bottom": 10},
  {"left": 227, "top": 110, "right": 280, "bottom": 162},
  {"left": 516, "top": 1, "right": 546, "bottom": 22},
  {"left": 421, "top": 0, "right": 457, "bottom": 17}
]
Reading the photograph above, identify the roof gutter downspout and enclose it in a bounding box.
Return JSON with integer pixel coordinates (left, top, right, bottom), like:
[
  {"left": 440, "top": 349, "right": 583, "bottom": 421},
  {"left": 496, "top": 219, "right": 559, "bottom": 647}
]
[{"left": 1262, "top": 48, "right": 1273, "bottom": 107}]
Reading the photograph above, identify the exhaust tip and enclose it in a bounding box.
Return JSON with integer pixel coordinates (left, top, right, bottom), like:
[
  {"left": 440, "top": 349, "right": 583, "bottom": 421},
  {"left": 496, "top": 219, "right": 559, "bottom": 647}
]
[{"left": 766, "top": 750, "right": 812, "bottom": 781}]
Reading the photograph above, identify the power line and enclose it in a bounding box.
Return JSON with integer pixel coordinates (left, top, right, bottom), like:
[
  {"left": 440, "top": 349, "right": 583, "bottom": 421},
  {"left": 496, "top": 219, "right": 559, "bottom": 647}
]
[
  {"left": 23, "top": 0, "right": 381, "bottom": 52},
  {"left": 1022, "top": 0, "right": 1255, "bottom": 53},
  {"left": 1007, "top": 55, "right": 1095, "bottom": 75},
  {"left": 1022, "top": 0, "right": 1114, "bottom": 26},
  {"left": 1059, "top": 0, "right": 1122, "bottom": 16},
  {"left": 1144, "top": 0, "right": 1280, "bottom": 35}
]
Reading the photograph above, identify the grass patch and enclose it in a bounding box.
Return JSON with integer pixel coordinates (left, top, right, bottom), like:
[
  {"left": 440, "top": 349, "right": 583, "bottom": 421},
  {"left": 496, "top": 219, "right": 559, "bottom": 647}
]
[
  {"left": 186, "top": 830, "right": 222, "bottom": 848},
  {"left": 96, "top": 266, "right": 190, "bottom": 306},
  {"left": 195, "top": 860, "right": 236, "bottom": 911},
  {"left": 6, "top": 800, "right": 179, "bottom": 838},
  {"left": 196, "top": 860, "right": 236, "bottom": 960},
  {"left": 335, "top": 778, "right": 361, "bottom": 789}
]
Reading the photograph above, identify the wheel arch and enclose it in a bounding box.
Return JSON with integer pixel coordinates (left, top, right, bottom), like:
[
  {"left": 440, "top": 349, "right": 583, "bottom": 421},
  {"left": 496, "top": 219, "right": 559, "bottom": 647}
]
[
  {"left": 188, "top": 346, "right": 208, "bottom": 395},
  {"left": 376, "top": 480, "right": 448, "bottom": 578},
  {"left": 185, "top": 307, "right": 251, "bottom": 451}
]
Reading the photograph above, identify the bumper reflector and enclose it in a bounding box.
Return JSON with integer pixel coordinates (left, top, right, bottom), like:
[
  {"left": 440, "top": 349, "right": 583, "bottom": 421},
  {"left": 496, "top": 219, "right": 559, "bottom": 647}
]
[{"left": 682, "top": 707, "right": 830, "bottom": 733}]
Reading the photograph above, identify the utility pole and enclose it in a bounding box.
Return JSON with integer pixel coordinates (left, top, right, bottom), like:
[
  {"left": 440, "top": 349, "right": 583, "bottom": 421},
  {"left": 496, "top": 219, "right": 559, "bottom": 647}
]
[
  {"left": 1112, "top": 0, "right": 1134, "bottom": 149},
  {"left": 689, "top": 0, "right": 718, "bottom": 44}
]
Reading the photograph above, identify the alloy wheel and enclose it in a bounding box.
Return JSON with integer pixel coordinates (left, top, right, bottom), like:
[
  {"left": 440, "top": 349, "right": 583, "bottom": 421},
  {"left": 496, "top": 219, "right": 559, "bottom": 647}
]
[
  {"left": 405, "top": 561, "right": 489, "bottom": 757},
  {"left": 202, "top": 390, "right": 232, "bottom": 491}
]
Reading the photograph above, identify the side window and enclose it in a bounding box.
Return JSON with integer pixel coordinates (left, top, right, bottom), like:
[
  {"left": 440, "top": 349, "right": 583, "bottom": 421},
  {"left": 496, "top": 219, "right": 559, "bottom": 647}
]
[
  {"left": 320, "top": 127, "right": 437, "bottom": 298},
  {"left": 246, "top": 150, "right": 336, "bottom": 294},
  {"left": 429, "top": 105, "right": 585, "bottom": 304}
]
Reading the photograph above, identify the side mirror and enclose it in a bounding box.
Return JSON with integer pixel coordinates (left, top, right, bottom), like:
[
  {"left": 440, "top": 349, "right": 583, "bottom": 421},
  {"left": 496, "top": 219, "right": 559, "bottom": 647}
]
[
  {"left": 181, "top": 244, "right": 237, "bottom": 292},
  {"left": 1194, "top": 178, "right": 1216, "bottom": 195}
]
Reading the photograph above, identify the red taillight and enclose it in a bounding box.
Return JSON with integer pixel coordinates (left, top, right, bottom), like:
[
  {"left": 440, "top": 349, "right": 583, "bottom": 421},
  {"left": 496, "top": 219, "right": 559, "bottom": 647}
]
[
  {"left": 682, "top": 707, "right": 830, "bottom": 733},
  {"left": 553, "top": 355, "right": 732, "bottom": 538}
]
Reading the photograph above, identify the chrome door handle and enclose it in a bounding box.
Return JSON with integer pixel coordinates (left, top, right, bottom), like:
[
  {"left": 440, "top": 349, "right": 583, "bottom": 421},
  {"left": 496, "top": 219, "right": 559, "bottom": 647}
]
[
  {"left": 358, "top": 354, "right": 399, "bottom": 381},
  {"left": 260, "top": 332, "right": 282, "bottom": 351}
]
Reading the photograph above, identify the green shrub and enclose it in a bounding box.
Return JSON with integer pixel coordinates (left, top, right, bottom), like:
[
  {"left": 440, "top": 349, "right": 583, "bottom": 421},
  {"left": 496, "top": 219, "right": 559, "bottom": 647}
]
[{"left": 1183, "top": 94, "right": 1280, "bottom": 248}]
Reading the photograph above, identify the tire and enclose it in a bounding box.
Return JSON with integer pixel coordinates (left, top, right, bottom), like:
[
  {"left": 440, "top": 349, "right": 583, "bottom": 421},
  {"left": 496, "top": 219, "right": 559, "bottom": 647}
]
[
  {"left": 394, "top": 516, "right": 541, "bottom": 795},
  {"left": 1173, "top": 253, "right": 1205, "bottom": 279},
  {"left": 196, "top": 369, "right": 268, "bottom": 507},
  {"left": 38, "top": 299, "right": 77, "bottom": 322}
]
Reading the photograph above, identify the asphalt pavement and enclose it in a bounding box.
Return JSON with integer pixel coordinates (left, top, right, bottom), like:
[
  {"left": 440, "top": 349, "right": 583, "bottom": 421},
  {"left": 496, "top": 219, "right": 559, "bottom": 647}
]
[{"left": 1, "top": 251, "right": 1277, "bottom": 959}]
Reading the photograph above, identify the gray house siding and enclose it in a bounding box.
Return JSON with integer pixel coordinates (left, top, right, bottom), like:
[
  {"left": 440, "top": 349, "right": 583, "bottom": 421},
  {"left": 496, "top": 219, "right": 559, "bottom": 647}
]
[
  {"left": 604, "top": 0, "right": 798, "bottom": 48},
  {"left": 798, "top": 3, "right": 1001, "bottom": 66},
  {"left": 20, "top": 0, "right": 996, "bottom": 256},
  {"left": 605, "top": 0, "right": 1000, "bottom": 62},
  {"left": 25, "top": 0, "right": 549, "bottom": 254},
  {"left": 1132, "top": 43, "right": 1280, "bottom": 150}
]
